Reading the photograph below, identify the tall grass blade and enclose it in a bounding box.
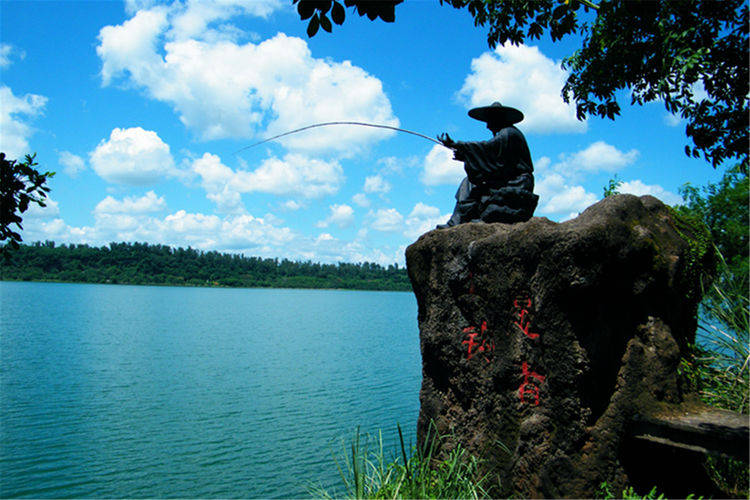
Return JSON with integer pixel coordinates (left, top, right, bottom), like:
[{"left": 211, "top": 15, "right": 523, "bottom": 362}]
[{"left": 397, "top": 422, "right": 411, "bottom": 481}]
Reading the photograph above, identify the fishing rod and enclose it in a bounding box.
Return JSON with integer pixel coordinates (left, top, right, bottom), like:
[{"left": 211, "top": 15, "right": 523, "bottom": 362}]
[{"left": 233, "top": 121, "right": 445, "bottom": 154}]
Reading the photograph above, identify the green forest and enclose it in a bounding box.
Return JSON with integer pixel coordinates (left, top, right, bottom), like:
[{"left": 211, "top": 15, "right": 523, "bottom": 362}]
[{"left": 0, "top": 241, "right": 412, "bottom": 291}]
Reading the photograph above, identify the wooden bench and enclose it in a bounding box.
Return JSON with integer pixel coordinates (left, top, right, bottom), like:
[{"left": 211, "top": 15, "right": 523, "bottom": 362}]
[{"left": 629, "top": 407, "right": 749, "bottom": 461}]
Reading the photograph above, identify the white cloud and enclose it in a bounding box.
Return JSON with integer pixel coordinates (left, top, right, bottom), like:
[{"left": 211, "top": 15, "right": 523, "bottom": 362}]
[
  {"left": 236, "top": 154, "right": 344, "bottom": 198},
  {"left": 97, "top": 3, "right": 398, "bottom": 152},
  {"left": 352, "top": 193, "right": 370, "bottom": 207},
  {"left": 554, "top": 141, "right": 639, "bottom": 175},
  {"left": 370, "top": 208, "right": 404, "bottom": 232},
  {"left": 536, "top": 172, "right": 598, "bottom": 218},
  {"left": 20, "top": 217, "right": 90, "bottom": 244},
  {"left": 534, "top": 156, "right": 552, "bottom": 173},
  {"left": 316, "top": 203, "right": 355, "bottom": 229},
  {"left": 23, "top": 197, "right": 60, "bottom": 219},
  {"left": 377, "top": 156, "right": 412, "bottom": 176},
  {"left": 21, "top": 200, "right": 413, "bottom": 265},
  {"left": 191, "top": 152, "right": 344, "bottom": 213},
  {"left": 281, "top": 200, "right": 302, "bottom": 211},
  {"left": 1, "top": 44, "right": 13, "bottom": 68},
  {"left": 619, "top": 180, "right": 682, "bottom": 205},
  {"left": 166, "top": 0, "right": 281, "bottom": 40},
  {"left": 217, "top": 213, "right": 294, "bottom": 249},
  {"left": 532, "top": 142, "right": 638, "bottom": 219},
  {"left": 98, "top": 7, "right": 170, "bottom": 86},
  {"left": 190, "top": 152, "right": 244, "bottom": 213},
  {"left": 90, "top": 127, "right": 176, "bottom": 185},
  {"left": 403, "top": 203, "right": 449, "bottom": 239},
  {"left": 363, "top": 175, "right": 391, "bottom": 194},
  {"left": 421, "top": 144, "right": 464, "bottom": 186},
  {"left": 94, "top": 191, "right": 167, "bottom": 214},
  {"left": 458, "top": 43, "right": 585, "bottom": 134},
  {"left": 58, "top": 151, "right": 86, "bottom": 176},
  {"left": 0, "top": 43, "right": 25, "bottom": 68},
  {"left": 0, "top": 85, "right": 47, "bottom": 159}
]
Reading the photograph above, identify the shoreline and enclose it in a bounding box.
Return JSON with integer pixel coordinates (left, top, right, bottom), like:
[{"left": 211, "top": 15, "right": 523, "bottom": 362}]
[{"left": 0, "top": 278, "right": 413, "bottom": 293}]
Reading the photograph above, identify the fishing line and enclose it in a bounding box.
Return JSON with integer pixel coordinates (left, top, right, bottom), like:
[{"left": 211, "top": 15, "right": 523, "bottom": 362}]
[{"left": 232, "top": 121, "right": 445, "bottom": 155}]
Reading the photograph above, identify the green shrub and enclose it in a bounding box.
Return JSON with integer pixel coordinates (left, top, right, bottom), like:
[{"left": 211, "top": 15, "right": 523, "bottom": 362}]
[{"left": 311, "top": 424, "right": 488, "bottom": 499}]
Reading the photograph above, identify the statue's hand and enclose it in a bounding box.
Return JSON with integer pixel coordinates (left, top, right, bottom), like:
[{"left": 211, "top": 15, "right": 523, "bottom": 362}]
[{"left": 437, "top": 133, "right": 456, "bottom": 149}]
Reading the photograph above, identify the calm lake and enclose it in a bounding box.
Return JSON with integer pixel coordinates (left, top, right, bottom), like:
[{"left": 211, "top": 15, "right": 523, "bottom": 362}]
[{"left": 0, "top": 281, "right": 422, "bottom": 498}]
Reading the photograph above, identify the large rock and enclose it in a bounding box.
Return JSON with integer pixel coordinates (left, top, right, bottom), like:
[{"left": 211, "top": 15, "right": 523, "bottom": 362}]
[{"left": 405, "top": 194, "right": 714, "bottom": 498}]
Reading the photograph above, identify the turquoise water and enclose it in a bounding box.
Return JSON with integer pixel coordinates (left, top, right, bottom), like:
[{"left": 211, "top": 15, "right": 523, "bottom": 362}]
[{"left": 0, "top": 281, "right": 422, "bottom": 498}]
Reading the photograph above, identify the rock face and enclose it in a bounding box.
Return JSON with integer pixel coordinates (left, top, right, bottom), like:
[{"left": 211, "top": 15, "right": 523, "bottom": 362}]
[{"left": 405, "top": 195, "right": 714, "bottom": 498}]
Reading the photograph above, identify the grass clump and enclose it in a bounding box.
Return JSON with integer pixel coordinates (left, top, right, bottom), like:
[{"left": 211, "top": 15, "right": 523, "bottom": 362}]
[
  {"left": 680, "top": 250, "right": 749, "bottom": 414},
  {"left": 311, "top": 423, "right": 488, "bottom": 499},
  {"left": 598, "top": 481, "right": 706, "bottom": 499},
  {"left": 678, "top": 250, "right": 749, "bottom": 498}
]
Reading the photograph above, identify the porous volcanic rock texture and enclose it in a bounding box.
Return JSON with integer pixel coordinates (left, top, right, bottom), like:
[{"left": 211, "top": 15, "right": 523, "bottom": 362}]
[{"left": 405, "top": 194, "right": 714, "bottom": 498}]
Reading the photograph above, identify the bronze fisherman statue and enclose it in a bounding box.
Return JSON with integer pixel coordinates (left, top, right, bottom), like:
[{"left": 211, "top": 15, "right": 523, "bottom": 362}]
[{"left": 437, "top": 102, "right": 539, "bottom": 227}]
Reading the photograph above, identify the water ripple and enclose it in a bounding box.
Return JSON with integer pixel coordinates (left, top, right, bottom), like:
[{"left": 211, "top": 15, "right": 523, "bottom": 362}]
[{"left": 1, "top": 283, "right": 422, "bottom": 498}]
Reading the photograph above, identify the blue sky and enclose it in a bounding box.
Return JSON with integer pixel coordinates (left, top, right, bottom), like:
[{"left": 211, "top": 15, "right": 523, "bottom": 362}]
[{"left": 1, "top": 0, "right": 722, "bottom": 265}]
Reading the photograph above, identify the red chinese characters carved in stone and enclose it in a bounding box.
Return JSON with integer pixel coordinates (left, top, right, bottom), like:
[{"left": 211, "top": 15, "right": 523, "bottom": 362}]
[
  {"left": 462, "top": 321, "right": 494, "bottom": 363},
  {"left": 518, "top": 361, "right": 545, "bottom": 406},
  {"left": 513, "top": 297, "right": 539, "bottom": 340}
]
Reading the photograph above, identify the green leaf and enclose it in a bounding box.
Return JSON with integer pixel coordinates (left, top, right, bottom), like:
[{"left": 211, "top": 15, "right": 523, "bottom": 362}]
[
  {"left": 552, "top": 4, "right": 568, "bottom": 20},
  {"left": 379, "top": 3, "right": 395, "bottom": 22},
  {"left": 319, "top": 13, "right": 332, "bottom": 32},
  {"left": 298, "top": 0, "right": 315, "bottom": 20},
  {"left": 307, "top": 14, "right": 320, "bottom": 37},
  {"left": 331, "top": 1, "right": 345, "bottom": 24}
]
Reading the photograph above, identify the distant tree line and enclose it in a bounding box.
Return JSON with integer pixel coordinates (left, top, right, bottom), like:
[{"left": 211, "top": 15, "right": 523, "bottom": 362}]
[{"left": 0, "top": 241, "right": 412, "bottom": 291}]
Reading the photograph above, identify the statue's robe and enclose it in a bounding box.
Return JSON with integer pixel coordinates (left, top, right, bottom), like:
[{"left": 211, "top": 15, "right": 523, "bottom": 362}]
[{"left": 443, "top": 125, "right": 539, "bottom": 226}]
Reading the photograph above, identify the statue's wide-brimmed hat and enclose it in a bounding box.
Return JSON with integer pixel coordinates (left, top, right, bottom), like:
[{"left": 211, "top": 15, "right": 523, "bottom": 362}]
[{"left": 468, "top": 102, "right": 524, "bottom": 124}]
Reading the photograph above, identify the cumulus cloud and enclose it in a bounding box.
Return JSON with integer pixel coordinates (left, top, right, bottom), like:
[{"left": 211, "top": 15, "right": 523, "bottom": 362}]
[
  {"left": 58, "top": 151, "right": 86, "bottom": 176},
  {"left": 23, "top": 197, "right": 60, "bottom": 219},
  {"left": 94, "top": 191, "right": 167, "bottom": 214},
  {"left": 403, "top": 203, "right": 449, "bottom": 239},
  {"left": 316, "top": 203, "right": 355, "bottom": 229},
  {"left": 363, "top": 175, "right": 391, "bottom": 194},
  {"left": 532, "top": 141, "right": 640, "bottom": 220},
  {"left": 370, "top": 208, "right": 404, "bottom": 232},
  {"left": 191, "top": 152, "right": 344, "bottom": 213},
  {"left": 281, "top": 200, "right": 302, "bottom": 211},
  {"left": 554, "top": 141, "right": 639, "bottom": 175},
  {"left": 0, "top": 44, "right": 10, "bottom": 67},
  {"left": 421, "top": 144, "right": 464, "bottom": 186},
  {"left": 165, "top": 0, "right": 281, "bottom": 40},
  {"left": 619, "top": 180, "right": 682, "bottom": 205},
  {"left": 238, "top": 154, "right": 344, "bottom": 197},
  {"left": 96, "top": 2, "right": 398, "bottom": 152},
  {"left": 20, "top": 204, "right": 410, "bottom": 265},
  {"left": 535, "top": 172, "right": 597, "bottom": 220},
  {"left": 458, "top": 43, "right": 585, "bottom": 134},
  {"left": 0, "top": 85, "right": 47, "bottom": 159},
  {"left": 25, "top": 206, "right": 294, "bottom": 253},
  {"left": 90, "top": 127, "right": 176, "bottom": 185},
  {"left": 1, "top": 43, "right": 25, "bottom": 68},
  {"left": 352, "top": 193, "right": 370, "bottom": 207}
]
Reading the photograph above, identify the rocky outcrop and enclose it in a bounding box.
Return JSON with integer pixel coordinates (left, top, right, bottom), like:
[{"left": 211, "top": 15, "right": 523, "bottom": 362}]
[{"left": 405, "top": 194, "right": 714, "bottom": 498}]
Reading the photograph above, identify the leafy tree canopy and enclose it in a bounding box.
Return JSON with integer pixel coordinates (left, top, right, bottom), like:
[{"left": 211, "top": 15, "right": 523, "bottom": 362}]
[
  {"left": 0, "top": 241, "right": 412, "bottom": 291},
  {"left": 675, "top": 166, "right": 749, "bottom": 330},
  {"left": 677, "top": 166, "right": 748, "bottom": 278},
  {"left": 295, "top": 0, "right": 749, "bottom": 171},
  {"left": 0, "top": 153, "right": 54, "bottom": 252}
]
